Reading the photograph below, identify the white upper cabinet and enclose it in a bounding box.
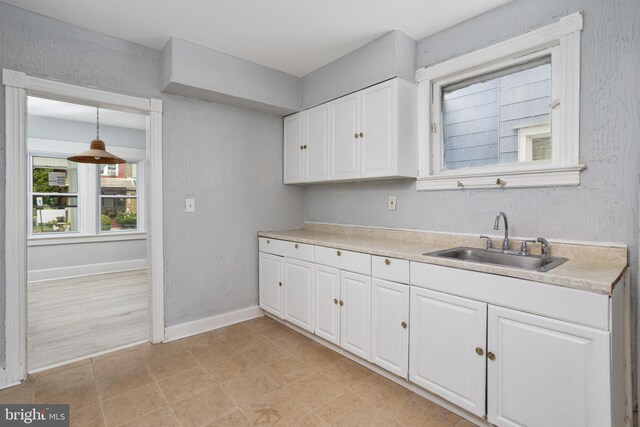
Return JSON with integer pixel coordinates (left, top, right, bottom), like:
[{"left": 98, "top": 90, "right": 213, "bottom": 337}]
[
  {"left": 330, "top": 93, "right": 360, "bottom": 180},
  {"left": 284, "top": 78, "right": 417, "bottom": 184},
  {"left": 487, "top": 305, "right": 611, "bottom": 427},
  {"left": 305, "top": 103, "right": 330, "bottom": 182},
  {"left": 283, "top": 113, "right": 304, "bottom": 183},
  {"left": 360, "top": 80, "right": 397, "bottom": 177}
]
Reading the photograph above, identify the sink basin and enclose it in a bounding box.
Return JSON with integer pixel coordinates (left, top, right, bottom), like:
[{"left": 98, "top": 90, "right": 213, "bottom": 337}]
[{"left": 424, "top": 247, "right": 567, "bottom": 272}]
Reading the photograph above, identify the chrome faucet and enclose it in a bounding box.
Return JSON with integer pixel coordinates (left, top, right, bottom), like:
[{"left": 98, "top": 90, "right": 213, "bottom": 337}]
[{"left": 493, "top": 212, "right": 510, "bottom": 252}]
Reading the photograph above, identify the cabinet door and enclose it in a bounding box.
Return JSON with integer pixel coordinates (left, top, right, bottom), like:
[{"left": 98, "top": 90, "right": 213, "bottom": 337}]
[
  {"left": 259, "top": 252, "right": 283, "bottom": 318},
  {"left": 371, "top": 278, "right": 409, "bottom": 378},
  {"left": 340, "top": 271, "right": 371, "bottom": 360},
  {"left": 360, "top": 80, "right": 397, "bottom": 178},
  {"left": 283, "top": 258, "right": 314, "bottom": 332},
  {"left": 314, "top": 265, "right": 341, "bottom": 345},
  {"left": 284, "top": 112, "right": 304, "bottom": 183},
  {"left": 330, "top": 93, "right": 360, "bottom": 180},
  {"left": 487, "top": 306, "right": 611, "bottom": 427},
  {"left": 409, "top": 287, "right": 487, "bottom": 417},
  {"left": 305, "top": 103, "right": 330, "bottom": 182}
]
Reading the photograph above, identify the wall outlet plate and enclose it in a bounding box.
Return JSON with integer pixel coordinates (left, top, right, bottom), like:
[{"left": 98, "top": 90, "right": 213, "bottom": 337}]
[
  {"left": 185, "top": 198, "right": 195, "bottom": 213},
  {"left": 388, "top": 196, "right": 397, "bottom": 211}
]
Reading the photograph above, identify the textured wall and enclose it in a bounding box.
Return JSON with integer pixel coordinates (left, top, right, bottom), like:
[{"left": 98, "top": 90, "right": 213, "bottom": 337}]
[
  {"left": 304, "top": 0, "right": 640, "bottom": 400},
  {"left": 162, "top": 94, "right": 303, "bottom": 325},
  {"left": 0, "top": 1, "right": 305, "bottom": 367},
  {"left": 301, "top": 30, "right": 417, "bottom": 109}
]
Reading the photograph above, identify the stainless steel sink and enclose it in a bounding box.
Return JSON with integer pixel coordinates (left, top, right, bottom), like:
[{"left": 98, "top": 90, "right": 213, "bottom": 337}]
[{"left": 423, "top": 247, "right": 567, "bottom": 272}]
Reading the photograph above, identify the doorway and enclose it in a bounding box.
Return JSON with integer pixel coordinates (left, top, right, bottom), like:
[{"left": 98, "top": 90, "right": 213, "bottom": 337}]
[
  {"left": 26, "top": 97, "right": 150, "bottom": 370},
  {"left": 3, "top": 69, "right": 164, "bottom": 385}
]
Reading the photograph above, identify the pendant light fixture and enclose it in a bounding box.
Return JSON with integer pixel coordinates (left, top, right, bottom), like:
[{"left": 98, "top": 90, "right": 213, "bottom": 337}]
[{"left": 67, "top": 107, "right": 125, "bottom": 164}]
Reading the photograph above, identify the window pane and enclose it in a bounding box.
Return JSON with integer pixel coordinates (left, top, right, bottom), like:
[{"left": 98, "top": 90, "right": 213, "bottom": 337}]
[
  {"left": 100, "top": 197, "right": 137, "bottom": 231},
  {"left": 100, "top": 163, "right": 137, "bottom": 196},
  {"left": 32, "top": 157, "right": 78, "bottom": 193},
  {"left": 32, "top": 195, "right": 78, "bottom": 233},
  {"left": 442, "top": 59, "right": 552, "bottom": 170}
]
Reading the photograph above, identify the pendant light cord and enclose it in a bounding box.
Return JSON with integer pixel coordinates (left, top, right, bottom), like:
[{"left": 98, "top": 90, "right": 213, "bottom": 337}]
[{"left": 96, "top": 107, "right": 100, "bottom": 140}]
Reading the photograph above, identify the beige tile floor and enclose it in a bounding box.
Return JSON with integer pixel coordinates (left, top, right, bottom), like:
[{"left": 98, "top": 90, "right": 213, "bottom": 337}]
[{"left": 0, "top": 316, "right": 475, "bottom": 427}]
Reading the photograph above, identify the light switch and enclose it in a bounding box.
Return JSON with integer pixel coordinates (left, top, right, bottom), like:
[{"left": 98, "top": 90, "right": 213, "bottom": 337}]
[
  {"left": 185, "top": 198, "right": 195, "bottom": 213},
  {"left": 388, "top": 196, "right": 397, "bottom": 211}
]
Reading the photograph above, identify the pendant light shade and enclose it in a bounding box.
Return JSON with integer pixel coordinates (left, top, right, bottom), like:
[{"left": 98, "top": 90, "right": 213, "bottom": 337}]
[{"left": 67, "top": 108, "right": 125, "bottom": 164}]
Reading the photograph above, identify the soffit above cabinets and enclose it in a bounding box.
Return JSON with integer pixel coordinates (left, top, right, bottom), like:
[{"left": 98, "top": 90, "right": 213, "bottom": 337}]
[{"left": 4, "top": 0, "right": 512, "bottom": 77}]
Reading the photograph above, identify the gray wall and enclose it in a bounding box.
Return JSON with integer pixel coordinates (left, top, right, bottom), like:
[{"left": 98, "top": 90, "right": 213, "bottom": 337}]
[
  {"left": 0, "top": 1, "right": 305, "bottom": 367},
  {"left": 162, "top": 94, "right": 303, "bottom": 325},
  {"left": 301, "top": 30, "right": 417, "bottom": 109},
  {"left": 28, "top": 240, "right": 146, "bottom": 271},
  {"left": 304, "top": 0, "right": 640, "bottom": 400}
]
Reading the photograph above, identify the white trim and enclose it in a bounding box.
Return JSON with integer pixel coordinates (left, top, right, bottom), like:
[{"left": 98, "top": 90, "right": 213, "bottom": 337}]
[
  {"left": 28, "top": 259, "right": 147, "bottom": 282},
  {"left": 265, "top": 313, "right": 490, "bottom": 427},
  {"left": 416, "top": 164, "right": 584, "bottom": 191},
  {"left": 28, "top": 231, "right": 147, "bottom": 246},
  {"left": 164, "top": 306, "right": 264, "bottom": 342},
  {"left": 415, "top": 12, "right": 583, "bottom": 190},
  {"left": 3, "top": 69, "right": 164, "bottom": 383}
]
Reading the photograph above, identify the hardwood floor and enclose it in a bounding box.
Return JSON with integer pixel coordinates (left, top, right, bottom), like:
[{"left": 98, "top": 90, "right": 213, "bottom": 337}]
[{"left": 28, "top": 269, "right": 149, "bottom": 370}]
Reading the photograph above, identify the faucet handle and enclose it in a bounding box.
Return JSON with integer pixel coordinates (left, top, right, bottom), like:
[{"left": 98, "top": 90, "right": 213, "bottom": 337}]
[
  {"left": 519, "top": 239, "right": 537, "bottom": 255},
  {"left": 479, "top": 235, "right": 493, "bottom": 250},
  {"left": 536, "top": 237, "right": 549, "bottom": 257}
]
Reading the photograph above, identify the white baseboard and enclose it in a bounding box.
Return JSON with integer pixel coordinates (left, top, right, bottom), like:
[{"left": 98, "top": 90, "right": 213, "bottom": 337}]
[
  {"left": 28, "top": 259, "right": 147, "bottom": 282},
  {"left": 164, "top": 306, "right": 264, "bottom": 342}
]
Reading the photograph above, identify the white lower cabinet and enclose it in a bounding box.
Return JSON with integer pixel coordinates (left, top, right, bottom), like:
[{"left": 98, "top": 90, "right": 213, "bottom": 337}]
[
  {"left": 283, "top": 258, "right": 314, "bottom": 332},
  {"left": 409, "top": 287, "right": 487, "bottom": 417},
  {"left": 258, "top": 252, "right": 284, "bottom": 318},
  {"left": 371, "top": 278, "right": 409, "bottom": 378},
  {"left": 487, "top": 305, "right": 611, "bottom": 427},
  {"left": 340, "top": 271, "right": 372, "bottom": 360},
  {"left": 314, "top": 264, "right": 341, "bottom": 345}
]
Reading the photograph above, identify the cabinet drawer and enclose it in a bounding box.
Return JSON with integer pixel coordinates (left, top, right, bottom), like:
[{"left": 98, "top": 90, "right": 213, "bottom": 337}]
[
  {"left": 259, "top": 238, "right": 314, "bottom": 262},
  {"left": 372, "top": 255, "right": 409, "bottom": 283},
  {"left": 315, "top": 246, "right": 371, "bottom": 275}
]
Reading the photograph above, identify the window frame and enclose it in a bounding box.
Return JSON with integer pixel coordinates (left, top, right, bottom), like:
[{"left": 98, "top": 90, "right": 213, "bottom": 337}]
[
  {"left": 27, "top": 137, "right": 145, "bottom": 242},
  {"left": 415, "top": 11, "right": 584, "bottom": 191}
]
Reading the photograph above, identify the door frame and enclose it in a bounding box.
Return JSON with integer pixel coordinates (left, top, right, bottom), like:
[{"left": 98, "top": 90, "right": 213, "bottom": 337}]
[{"left": 2, "top": 69, "right": 165, "bottom": 385}]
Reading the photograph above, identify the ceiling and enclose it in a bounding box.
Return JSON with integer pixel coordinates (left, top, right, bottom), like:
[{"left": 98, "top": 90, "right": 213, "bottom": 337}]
[
  {"left": 5, "top": 0, "right": 512, "bottom": 77},
  {"left": 28, "top": 97, "right": 147, "bottom": 130}
]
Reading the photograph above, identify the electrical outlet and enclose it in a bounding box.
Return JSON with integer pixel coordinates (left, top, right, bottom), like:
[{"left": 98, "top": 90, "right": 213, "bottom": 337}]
[
  {"left": 185, "top": 198, "right": 195, "bottom": 213},
  {"left": 388, "top": 196, "right": 397, "bottom": 211}
]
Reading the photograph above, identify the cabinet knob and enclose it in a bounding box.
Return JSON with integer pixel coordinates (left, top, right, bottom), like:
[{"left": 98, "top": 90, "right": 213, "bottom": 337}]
[
  {"left": 359, "top": 132, "right": 364, "bottom": 138},
  {"left": 339, "top": 300, "right": 344, "bottom": 306},
  {"left": 303, "top": 145, "right": 307, "bottom": 149},
  {"left": 384, "top": 259, "right": 391, "bottom": 266},
  {"left": 300, "top": 145, "right": 303, "bottom": 150},
  {"left": 266, "top": 240, "right": 270, "bottom": 244},
  {"left": 401, "top": 321, "right": 407, "bottom": 329},
  {"left": 475, "top": 347, "right": 484, "bottom": 356},
  {"left": 336, "top": 250, "right": 341, "bottom": 256},
  {"left": 294, "top": 244, "right": 299, "bottom": 249},
  {"left": 333, "top": 298, "right": 338, "bottom": 305},
  {"left": 487, "top": 352, "right": 496, "bottom": 360},
  {"left": 278, "top": 282, "right": 282, "bottom": 287},
  {"left": 354, "top": 133, "right": 359, "bottom": 139}
]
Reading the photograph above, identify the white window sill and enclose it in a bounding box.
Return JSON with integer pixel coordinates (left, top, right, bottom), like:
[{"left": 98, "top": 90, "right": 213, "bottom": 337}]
[
  {"left": 416, "top": 164, "right": 585, "bottom": 191},
  {"left": 28, "top": 231, "right": 147, "bottom": 247}
]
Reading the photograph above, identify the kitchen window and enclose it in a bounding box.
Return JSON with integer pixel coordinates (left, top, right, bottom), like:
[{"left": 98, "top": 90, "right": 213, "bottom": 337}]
[
  {"left": 416, "top": 12, "right": 584, "bottom": 190},
  {"left": 31, "top": 156, "right": 79, "bottom": 234},
  {"left": 100, "top": 163, "right": 139, "bottom": 232}
]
